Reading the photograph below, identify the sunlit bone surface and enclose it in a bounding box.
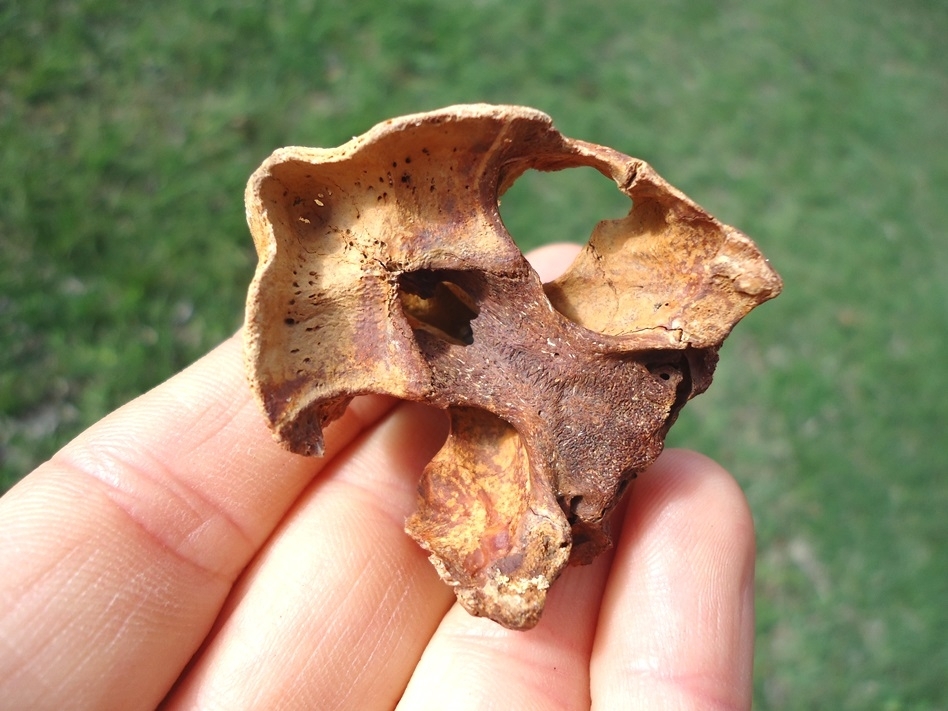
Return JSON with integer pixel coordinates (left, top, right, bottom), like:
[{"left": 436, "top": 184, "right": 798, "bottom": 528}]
[{"left": 243, "top": 104, "right": 782, "bottom": 629}]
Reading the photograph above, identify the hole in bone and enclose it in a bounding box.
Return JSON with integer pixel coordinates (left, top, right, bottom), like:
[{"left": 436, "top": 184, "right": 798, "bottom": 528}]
[
  {"left": 645, "top": 361, "right": 680, "bottom": 382},
  {"left": 398, "top": 269, "right": 479, "bottom": 346},
  {"left": 497, "top": 166, "right": 631, "bottom": 254}
]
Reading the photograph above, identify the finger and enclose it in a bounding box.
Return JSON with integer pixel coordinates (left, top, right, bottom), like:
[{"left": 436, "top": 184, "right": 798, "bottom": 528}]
[
  {"left": 0, "top": 334, "right": 397, "bottom": 710},
  {"left": 527, "top": 242, "right": 582, "bottom": 282},
  {"left": 163, "top": 401, "right": 455, "bottom": 710},
  {"left": 397, "top": 549, "right": 616, "bottom": 710},
  {"left": 590, "top": 449, "right": 756, "bottom": 710}
]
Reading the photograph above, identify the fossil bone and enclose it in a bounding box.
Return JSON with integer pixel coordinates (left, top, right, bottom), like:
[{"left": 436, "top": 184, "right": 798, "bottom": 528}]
[{"left": 243, "top": 104, "right": 782, "bottom": 630}]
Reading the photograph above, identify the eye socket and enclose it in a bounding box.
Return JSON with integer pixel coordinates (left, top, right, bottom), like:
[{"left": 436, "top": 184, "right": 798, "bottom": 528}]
[{"left": 398, "top": 270, "right": 479, "bottom": 346}]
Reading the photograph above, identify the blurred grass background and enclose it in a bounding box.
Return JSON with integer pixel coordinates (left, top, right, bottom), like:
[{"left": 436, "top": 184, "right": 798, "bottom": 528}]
[{"left": 1, "top": 0, "right": 945, "bottom": 707}]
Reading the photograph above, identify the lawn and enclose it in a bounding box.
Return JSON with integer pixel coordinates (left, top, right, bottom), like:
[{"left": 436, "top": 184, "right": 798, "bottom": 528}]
[{"left": 2, "top": 0, "right": 946, "bottom": 707}]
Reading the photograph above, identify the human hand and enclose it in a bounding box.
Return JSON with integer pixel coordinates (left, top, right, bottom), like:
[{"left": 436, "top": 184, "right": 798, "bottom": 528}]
[{"left": 0, "top": 244, "right": 755, "bottom": 710}]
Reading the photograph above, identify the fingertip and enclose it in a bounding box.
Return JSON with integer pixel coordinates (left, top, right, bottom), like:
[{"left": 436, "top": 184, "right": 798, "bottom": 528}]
[
  {"left": 592, "top": 448, "right": 756, "bottom": 709},
  {"left": 621, "top": 447, "right": 757, "bottom": 599},
  {"left": 525, "top": 242, "right": 583, "bottom": 282},
  {"left": 631, "top": 448, "right": 755, "bottom": 549}
]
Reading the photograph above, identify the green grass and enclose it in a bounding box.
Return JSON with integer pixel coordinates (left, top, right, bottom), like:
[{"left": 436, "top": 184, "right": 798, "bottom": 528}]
[{"left": 2, "top": 1, "right": 946, "bottom": 707}]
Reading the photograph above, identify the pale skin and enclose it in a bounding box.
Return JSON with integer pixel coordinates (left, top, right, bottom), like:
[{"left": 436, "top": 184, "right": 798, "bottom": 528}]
[{"left": 0, "top": 244, "right": 755, "bottom": 710}]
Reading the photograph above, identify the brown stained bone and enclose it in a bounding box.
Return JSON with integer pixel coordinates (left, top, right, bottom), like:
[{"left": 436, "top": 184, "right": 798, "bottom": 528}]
[{"left": 243, "top": 104, "right": 782, "bottom": 630}]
